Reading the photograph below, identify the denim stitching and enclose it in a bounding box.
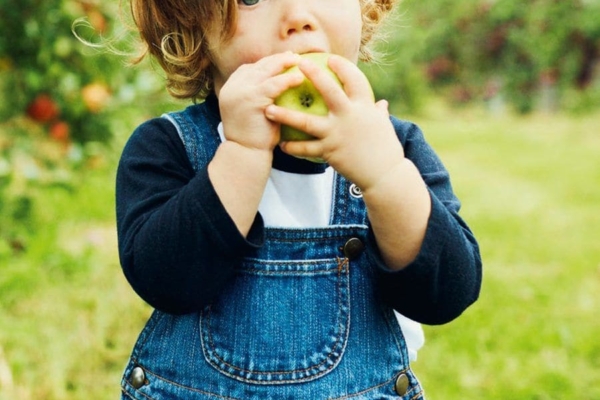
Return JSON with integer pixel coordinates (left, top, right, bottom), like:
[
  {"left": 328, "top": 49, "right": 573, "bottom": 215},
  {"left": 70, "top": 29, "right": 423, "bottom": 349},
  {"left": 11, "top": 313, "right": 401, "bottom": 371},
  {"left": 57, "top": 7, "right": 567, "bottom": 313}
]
[
  {"left": 329, "top": 374, "right": 396, "bottom": 399},
  {"left": 202, "top": 271, "right": 348, "bottom": 377},
  {"left": 130, "top": 311, "right": 164, "bottom": 362},
  {"left": 200, "top": 258, "right": 351, "bottom": 383},
  {"left": 337, "top": 177, "right": 349, "bottom": 225},
  {"left": 267, "top": 230, "right": 368, "bottom": 243},
  {"left": 381, "top": 306, "right": 409, "bottom": 367},
  {"left": 410, "top": 390, "right": 425, "bottom": 400},
  {"left": 123, "top": 369, "right": 240, "bottom": 400},
  {"left": 237, "top": 259, "right": 341, "bottom": 275},
  {"left": 122, "top": 382, "right": 155, "bottom": 400},
  {"left": 328, "top": 368, "right": 423, "bottom": 400},
  {"left": 122, "top": 368, "right": 421, "bottom": 400},
  {"left": 337, "top": 256, "right": 349, "bottom": 273},
  {"left": 120, "top": 387, "right": 138, "bottom": 399}
]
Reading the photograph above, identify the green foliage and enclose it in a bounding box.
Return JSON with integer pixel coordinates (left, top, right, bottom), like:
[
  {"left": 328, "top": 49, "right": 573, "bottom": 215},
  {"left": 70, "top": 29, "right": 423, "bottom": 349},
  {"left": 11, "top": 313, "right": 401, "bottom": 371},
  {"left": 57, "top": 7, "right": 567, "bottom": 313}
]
[
  {"left": 0, "top": 0, "right": 178, "bottom": 256},
  {"left": 373, "top": 0, "right": 600, "bottom": 113},
  {"left": 1, "top": 0, "right": 115, "bottom": 140}
]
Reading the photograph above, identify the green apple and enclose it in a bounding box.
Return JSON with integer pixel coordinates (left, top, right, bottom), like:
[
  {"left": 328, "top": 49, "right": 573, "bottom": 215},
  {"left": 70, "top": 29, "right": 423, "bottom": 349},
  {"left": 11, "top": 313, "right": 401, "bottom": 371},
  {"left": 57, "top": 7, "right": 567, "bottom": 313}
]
[{"left": 274, "top": 53, "right": 341, "bottom": 162}]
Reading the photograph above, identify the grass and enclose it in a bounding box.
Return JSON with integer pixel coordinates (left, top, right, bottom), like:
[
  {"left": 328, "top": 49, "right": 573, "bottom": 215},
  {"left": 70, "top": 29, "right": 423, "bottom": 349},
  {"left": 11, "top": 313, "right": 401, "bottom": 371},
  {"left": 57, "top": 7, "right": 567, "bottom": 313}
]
[
  {"left": 405, "top": 103, "right": 600, "bottom": 399},
  {"left": 0, "top": 165, "right": 151, "bottom": 399},
  {"left": 1, "top": 104, "right": 599, "bottom": 399}
]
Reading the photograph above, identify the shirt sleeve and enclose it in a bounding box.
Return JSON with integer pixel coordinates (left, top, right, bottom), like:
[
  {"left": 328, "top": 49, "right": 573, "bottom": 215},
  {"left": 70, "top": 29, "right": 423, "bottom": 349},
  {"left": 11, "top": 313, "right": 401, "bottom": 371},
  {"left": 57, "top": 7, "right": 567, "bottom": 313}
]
[
  {"left": 372, "top": 118, "right": 483, "bottom": 325},
  {"left": 116, "top": 118, "right": 264, "bottom": 314}
]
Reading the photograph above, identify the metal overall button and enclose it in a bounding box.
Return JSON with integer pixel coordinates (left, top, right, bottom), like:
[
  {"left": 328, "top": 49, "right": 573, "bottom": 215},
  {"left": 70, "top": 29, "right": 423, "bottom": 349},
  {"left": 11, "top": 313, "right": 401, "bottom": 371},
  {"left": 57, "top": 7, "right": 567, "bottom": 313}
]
[
  {"left": 343, "top": 237, "right": 364, "bottom": 260},
  {"left": 129, "top": 366, "right": 147, "bottom": 389},
  {"left": 394, "top": 373, "right": 409, "bottom": 396},
  {"left": 349, "top": 183, "right": 363, "bottom": 198}
]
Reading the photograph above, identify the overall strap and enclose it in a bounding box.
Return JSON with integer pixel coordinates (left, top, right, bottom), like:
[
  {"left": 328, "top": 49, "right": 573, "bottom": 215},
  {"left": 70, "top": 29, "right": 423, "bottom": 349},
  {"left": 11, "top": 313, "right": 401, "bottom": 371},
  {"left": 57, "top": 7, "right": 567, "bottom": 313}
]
[
  {"left": 330, "top": 173, "right": 369, "bottom": 226},
  {"left": 162, "top": 101, "right": 222, "bottom": 173}
]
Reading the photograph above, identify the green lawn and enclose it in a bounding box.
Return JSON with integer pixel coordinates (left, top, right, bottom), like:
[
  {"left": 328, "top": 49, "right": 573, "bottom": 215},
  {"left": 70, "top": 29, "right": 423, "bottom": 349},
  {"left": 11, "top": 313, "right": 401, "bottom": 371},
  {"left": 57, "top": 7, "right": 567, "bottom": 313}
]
[
  {"left": 1, "top": 105, "right": 599, "bottom": 399},
  {"left": 407, "top": 104, "right": 600, "bottom": 399}
]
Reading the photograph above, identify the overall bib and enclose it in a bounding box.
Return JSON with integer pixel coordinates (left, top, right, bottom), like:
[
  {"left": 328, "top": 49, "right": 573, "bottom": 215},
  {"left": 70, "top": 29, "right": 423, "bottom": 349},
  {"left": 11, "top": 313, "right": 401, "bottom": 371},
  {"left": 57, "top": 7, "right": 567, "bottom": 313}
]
[{"left": 120, "top": 103, "right": 425, "bottom": 400}]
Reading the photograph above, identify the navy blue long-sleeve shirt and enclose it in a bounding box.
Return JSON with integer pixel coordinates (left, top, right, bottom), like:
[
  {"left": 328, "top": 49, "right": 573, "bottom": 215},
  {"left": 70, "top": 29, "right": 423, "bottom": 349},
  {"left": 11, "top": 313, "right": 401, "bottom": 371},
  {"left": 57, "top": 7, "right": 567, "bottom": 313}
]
[{"left": 116, "top": 96, "right": 482, "bottom": 324}]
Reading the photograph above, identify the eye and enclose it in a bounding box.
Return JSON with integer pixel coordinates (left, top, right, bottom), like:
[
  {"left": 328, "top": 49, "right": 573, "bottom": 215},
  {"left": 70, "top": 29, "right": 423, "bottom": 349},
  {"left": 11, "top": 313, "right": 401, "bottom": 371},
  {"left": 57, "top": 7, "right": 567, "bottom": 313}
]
[{"left": 239, "top": 0, "right": 260, "bottom": 5}]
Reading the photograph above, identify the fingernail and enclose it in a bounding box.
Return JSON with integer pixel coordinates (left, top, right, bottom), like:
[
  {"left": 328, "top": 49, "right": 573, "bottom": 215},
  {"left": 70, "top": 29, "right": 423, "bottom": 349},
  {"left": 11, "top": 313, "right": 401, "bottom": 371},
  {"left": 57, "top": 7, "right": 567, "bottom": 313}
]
[{"left": 265, "top": 105, "right": 275, "bottom": 118}]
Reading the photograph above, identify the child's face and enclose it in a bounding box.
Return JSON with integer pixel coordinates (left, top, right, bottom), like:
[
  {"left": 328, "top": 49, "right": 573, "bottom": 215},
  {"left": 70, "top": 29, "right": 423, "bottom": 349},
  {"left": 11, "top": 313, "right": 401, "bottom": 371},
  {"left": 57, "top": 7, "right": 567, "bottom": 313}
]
[{"left": 210, "top": 0, "right": 363, "bottom": 94}]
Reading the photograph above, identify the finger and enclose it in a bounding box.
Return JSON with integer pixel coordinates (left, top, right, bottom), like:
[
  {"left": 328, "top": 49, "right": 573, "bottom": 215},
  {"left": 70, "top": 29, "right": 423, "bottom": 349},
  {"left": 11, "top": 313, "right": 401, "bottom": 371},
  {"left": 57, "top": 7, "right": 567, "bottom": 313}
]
[
  {"left": 262, "top": 71, "right": 305, "bottom": 99},
  {"left": 254, "top": 51, "right": 301, "bottom": 77},
  {"left": 234, "top": 51, "right": 300, "bottom": 85},
  {"left": 327, "top": 54, "right": 375, "bottom": 101},
  {"left": 264, "top": 104, "right": 328, "bottom": 138},
  {"left": 297, "top": 57, "right": 347, "bottom": 111},
  {"left": 279, "top": 139, "right": 324, "bottom": 160}
]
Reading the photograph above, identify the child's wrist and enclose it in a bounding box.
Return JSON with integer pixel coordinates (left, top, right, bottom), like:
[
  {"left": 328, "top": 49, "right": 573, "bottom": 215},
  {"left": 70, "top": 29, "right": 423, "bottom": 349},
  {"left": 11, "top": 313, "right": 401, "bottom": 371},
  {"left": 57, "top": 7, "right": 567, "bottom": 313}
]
[
  {"left": 218, "top": 140, "right": 274, "bottom": 169},
  {"left": 361, "top": 158, "right": 416, "bottom": 198}
]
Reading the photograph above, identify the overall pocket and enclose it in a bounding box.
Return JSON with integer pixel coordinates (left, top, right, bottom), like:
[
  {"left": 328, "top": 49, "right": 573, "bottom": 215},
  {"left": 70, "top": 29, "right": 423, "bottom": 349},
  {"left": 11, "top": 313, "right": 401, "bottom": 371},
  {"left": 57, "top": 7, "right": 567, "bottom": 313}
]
[{"left": 200, "top": 257, "right": 350, "bottom": 384}]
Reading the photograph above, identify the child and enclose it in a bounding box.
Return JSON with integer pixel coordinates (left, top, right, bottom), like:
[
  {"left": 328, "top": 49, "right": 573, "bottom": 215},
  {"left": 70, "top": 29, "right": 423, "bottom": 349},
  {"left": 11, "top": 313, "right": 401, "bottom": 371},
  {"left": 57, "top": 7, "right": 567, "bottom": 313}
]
[{"left": 116, "top": 0, "right": 482, "bottom": 398}]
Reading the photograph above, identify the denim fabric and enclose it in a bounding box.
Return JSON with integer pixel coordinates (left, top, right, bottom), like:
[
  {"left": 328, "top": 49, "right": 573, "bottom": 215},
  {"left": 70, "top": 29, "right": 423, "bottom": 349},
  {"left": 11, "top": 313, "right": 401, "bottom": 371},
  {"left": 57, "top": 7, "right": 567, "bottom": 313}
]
[{"left": 121, "top": 104, "right": 424, "bottom": 399}]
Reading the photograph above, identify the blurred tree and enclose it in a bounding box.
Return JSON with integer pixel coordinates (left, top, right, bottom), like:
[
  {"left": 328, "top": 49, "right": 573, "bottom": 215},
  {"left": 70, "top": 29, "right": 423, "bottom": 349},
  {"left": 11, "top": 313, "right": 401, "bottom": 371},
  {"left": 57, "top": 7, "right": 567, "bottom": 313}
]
[
  {"left": 0, "top": 0, "right": 170, "bottom": 256},
  {"left": 0, "top": 0, "right": 148, "bottom": 142},
  {"left": 373, "top": 0, "right": 600, "bottom": 113}
]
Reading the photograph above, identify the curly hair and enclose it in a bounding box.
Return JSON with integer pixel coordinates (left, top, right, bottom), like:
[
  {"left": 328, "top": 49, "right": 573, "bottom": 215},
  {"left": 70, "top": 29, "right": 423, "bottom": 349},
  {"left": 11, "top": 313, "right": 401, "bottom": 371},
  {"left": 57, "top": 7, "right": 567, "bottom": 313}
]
[{"left": 130, "top": 0, "right": 397, "bottom": 101}]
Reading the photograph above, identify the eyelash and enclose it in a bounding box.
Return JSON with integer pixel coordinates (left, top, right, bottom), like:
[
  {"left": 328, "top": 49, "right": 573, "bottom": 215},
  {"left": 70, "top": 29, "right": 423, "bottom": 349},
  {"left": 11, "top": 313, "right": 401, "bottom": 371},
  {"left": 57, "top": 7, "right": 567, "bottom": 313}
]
[{"left": 238, "top": 0, "right": 260, "bottom": 5}]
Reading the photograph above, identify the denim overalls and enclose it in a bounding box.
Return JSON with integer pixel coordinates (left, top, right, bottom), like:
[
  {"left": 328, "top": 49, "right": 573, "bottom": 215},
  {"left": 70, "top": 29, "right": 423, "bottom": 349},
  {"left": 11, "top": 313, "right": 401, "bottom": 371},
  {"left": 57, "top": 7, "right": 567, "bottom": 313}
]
[{"left": 120, "top": 103, "right": 425, "bottom": 399}]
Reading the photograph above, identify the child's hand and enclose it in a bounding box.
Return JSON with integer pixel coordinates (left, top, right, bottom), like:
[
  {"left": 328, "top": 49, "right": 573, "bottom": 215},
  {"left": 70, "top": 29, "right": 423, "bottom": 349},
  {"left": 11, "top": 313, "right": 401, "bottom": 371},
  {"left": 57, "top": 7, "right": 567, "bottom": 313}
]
[
  {"left": 217, "top": 52, "right": 303, "bottom": 154},
  {"left": 265, "top": 55, "right": 405, "bottom": 192}
]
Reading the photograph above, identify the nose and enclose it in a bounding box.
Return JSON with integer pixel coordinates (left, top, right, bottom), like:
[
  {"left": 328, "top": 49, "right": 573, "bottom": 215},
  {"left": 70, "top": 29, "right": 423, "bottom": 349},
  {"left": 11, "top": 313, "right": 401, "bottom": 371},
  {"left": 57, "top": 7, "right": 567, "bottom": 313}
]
[{"left": 279, "top": 2, "right": 317, "bottom": 38}]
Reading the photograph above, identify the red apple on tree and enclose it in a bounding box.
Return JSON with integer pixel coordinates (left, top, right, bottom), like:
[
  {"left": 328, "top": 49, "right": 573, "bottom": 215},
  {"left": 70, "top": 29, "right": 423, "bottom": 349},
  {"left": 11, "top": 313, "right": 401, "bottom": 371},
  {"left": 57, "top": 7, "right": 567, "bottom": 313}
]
[
  {"left": 26, "top": 94, "right": 60, "bottom": 123},
  {"left": 49, "top": 121, "right": 70, "bottom": 142}
]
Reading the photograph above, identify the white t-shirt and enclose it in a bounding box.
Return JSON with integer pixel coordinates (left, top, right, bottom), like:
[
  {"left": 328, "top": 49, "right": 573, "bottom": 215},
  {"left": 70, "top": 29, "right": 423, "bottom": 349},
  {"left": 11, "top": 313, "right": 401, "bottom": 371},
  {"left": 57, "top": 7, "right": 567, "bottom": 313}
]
[{"left": 218, "top": 124, "right": 424, "bottom": 361}]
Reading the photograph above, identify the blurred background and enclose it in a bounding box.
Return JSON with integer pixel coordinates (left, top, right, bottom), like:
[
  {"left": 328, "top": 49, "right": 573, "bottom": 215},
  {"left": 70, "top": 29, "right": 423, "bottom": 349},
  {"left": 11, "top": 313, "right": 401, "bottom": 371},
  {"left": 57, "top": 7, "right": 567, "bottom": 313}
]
[{"left": 1, "top": 0, "right": 599, "bottom": 398}]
